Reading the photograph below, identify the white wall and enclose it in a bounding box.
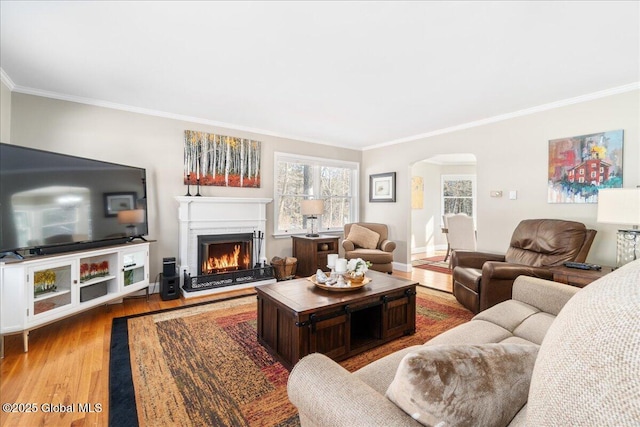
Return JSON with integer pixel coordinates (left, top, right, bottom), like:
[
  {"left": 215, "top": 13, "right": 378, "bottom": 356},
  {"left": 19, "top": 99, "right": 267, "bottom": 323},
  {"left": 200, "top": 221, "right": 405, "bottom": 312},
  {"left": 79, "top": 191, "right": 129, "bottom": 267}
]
[
  {"left": 0, "top": 81, "right": 11, "bottom": 143},
  {"left": 9, "top": 93, "right": 361, "bottom": 280},
  {"left": 364, "top": 90, "right": 640, "bottom": 268}
]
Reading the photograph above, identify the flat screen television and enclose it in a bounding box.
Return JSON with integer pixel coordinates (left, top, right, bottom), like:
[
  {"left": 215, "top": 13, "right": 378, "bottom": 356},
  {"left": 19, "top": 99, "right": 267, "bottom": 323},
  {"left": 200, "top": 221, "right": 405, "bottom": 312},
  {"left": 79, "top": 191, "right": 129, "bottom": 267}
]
[{"left": 0, "top": 143, "right": 148, "bottom": 256}]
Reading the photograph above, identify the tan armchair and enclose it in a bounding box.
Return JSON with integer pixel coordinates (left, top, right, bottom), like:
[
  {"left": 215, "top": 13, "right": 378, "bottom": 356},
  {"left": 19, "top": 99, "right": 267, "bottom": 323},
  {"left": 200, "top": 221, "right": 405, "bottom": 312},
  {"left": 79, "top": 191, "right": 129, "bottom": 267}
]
[
  {"left": 343, "top": 223, "right": 396, "bottom": 273},
  {"left": 451, "top": 219, "right": 596, "bottom": 313}
]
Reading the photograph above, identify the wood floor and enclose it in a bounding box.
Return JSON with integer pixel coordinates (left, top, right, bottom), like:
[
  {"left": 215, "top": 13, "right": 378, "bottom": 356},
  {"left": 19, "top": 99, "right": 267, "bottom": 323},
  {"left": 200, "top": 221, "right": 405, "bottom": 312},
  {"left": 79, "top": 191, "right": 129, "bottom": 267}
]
[
  {"left": 402, "top": 250, "right": 453, "bottom": 293},
  {"left": 0, "top": 264, "right": 452, "bottom": 427}
]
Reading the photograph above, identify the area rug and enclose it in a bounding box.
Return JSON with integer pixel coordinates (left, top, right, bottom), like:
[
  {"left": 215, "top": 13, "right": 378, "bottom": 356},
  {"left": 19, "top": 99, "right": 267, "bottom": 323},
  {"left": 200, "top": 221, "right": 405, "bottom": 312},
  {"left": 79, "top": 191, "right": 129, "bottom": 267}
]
[
  {"left": 109, "top": 287, "right": 472, "bottom": 427},
  {"left": 412, "top": 255, "right": 451, "bottom": 274}
]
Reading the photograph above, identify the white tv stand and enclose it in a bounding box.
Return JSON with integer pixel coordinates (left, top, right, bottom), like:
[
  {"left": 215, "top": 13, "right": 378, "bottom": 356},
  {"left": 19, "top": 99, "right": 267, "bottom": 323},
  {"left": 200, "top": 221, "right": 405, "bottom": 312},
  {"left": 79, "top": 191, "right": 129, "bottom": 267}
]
[{"left": 0, "top": 241, "right": 150, "bottom": 357}]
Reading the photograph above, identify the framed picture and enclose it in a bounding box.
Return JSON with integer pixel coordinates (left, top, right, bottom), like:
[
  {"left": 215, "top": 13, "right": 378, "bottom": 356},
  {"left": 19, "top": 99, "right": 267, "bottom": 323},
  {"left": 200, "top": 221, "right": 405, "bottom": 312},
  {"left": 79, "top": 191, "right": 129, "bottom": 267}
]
[
  {"left": 104, "top": 192, "right": 136, "bottom": 217},
  {"left": 184, "top": 130, "right": 262, "bottom": 188},
  {"left": 548, "top": 129, "right": 623, "bottom": 203},
  {"left": 411, "top": 176, "right": 424, "bottom": 209},
  {"left": 369, "top": 172, "right": 396, "bottom": 202}
]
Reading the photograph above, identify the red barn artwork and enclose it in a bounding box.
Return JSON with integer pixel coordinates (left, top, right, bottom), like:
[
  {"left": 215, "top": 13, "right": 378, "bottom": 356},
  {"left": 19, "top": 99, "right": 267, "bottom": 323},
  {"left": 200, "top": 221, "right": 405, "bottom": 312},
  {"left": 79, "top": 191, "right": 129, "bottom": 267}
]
[{"left": 548, "top": 130, "right": 623, "bottom": 203}]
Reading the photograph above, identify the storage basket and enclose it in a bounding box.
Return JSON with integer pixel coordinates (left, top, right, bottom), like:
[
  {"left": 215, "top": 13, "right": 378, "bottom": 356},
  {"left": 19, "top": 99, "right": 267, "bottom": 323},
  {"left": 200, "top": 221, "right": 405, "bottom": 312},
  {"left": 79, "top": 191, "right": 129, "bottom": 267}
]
[{"left": 271, "top": 256, "right": 297, "bottom": 281}]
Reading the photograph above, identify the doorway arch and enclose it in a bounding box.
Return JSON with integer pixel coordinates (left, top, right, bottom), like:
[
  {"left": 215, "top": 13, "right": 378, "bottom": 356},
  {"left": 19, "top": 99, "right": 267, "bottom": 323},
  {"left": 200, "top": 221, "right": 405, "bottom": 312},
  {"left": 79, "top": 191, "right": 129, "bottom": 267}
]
[{"left": 410, "top": 153, "right": 477, "bottom": 258}]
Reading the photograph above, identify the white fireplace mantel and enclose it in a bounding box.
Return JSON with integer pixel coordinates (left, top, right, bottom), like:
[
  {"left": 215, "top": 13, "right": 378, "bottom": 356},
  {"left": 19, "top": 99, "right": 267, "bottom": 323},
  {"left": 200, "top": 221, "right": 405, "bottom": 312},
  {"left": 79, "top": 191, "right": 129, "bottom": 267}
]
[{"left": 175, "top": 196, "right": 272, "bottom": 286}]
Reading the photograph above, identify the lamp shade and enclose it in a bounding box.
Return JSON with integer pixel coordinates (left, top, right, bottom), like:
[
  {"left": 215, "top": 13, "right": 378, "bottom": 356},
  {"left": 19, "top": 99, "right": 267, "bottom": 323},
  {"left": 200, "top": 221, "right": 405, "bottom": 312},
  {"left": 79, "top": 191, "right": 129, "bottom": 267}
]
[
  {"left": 597, "top": 188, "right": 640, "bottom": 226},
  {"left": 300, "top": 199, "right": 324, "bottom": 216},
  {"left": 117, "top": 209, "right": 146, "bottom": 225}
]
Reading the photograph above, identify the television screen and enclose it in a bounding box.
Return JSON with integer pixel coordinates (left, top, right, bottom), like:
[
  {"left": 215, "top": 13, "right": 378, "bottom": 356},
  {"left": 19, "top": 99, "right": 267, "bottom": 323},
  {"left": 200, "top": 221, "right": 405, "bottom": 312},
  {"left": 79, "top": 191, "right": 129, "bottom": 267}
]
[{"left": 0, "top": 143, "right": 148, "bottom": 255}]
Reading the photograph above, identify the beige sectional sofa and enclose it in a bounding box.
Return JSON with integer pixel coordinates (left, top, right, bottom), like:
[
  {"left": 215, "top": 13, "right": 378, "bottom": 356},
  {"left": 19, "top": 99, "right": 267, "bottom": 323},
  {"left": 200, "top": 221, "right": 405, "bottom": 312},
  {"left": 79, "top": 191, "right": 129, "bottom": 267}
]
[{"left": 288, "top": 260, "right": 640, "bottom": 426}]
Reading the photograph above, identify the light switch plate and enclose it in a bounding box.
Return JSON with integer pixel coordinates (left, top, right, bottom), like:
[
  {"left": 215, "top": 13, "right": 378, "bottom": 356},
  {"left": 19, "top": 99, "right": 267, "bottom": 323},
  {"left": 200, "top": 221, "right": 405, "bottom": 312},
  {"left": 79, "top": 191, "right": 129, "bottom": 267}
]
[{"left": 509, "top": 190, "right": 517, "bottom": 200}]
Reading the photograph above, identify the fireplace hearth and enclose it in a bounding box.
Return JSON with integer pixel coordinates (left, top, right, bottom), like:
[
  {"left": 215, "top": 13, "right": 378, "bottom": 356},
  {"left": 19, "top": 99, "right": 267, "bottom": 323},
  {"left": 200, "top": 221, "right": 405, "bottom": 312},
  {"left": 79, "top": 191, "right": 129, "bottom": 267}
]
[{"left": 182, "top": 264, "right": 274, "bottom": 296}]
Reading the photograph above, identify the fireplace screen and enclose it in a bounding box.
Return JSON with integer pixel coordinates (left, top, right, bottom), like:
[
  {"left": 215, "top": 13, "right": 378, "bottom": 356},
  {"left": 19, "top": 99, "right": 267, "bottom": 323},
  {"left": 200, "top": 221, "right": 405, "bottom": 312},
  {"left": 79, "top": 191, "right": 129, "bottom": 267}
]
[
  {"left": 185, "top": 232, "right": 274, "bottom": 294},
  {"left": 198, "top": 233, "right": 253, "bottom": 275}
]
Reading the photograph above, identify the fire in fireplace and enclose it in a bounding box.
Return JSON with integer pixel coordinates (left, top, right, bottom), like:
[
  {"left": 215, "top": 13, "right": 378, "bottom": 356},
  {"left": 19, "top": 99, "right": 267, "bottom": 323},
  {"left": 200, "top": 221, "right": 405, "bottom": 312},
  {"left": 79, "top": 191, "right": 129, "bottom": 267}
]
[
  {"left": 198, "top": 233, "right": 253, "bottom": 275},
  {"left": 184, "top": 232, "right": 274, "bottom": 297}
]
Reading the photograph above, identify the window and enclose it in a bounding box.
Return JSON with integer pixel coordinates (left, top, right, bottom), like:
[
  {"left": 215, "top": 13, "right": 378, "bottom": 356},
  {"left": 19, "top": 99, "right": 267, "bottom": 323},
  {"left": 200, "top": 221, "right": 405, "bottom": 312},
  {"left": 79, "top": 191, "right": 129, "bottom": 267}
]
[
  {"left": 274, "top": 152, "right": 358, "bottom": 236},
  {"left": 42, "top": 206, "right": 79, "bottom": 239},
  {"left": 441, "top": 174, "right": 476, "bottom": 221}
]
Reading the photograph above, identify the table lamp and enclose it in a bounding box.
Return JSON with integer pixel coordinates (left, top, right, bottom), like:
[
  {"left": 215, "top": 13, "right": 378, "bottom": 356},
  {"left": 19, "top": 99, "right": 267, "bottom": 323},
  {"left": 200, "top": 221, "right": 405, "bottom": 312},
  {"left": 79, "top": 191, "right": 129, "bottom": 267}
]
[
  {"left": 118, "top": 209, "right": 146, "bottom": 238},
  {"left": 300, "top": 199, "right": 324, "bottom": 237},
  {"left": 597, "top": 188, "right": 640, "bottom": 267}
]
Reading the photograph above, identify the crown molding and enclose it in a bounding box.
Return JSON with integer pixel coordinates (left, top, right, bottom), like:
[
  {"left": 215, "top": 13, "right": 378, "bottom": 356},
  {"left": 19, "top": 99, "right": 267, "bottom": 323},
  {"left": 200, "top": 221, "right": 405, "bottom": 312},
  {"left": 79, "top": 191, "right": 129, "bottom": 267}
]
[
  {"left": 4, "top": 68, "right": 638, "bottom": 152},
  {"left": 0, "top": 68, "right": 16, "bottom": 90},
  {"left": 7, "top": 83, "right": 363, "bottom": 150},
  {"left": 363, "top": 82, "right": 640, "bottom": 151}
]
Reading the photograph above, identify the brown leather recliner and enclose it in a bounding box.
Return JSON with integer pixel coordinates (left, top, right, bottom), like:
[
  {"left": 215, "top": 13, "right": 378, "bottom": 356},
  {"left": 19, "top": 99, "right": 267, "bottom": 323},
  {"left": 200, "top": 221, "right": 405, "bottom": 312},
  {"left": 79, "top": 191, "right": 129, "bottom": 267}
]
[
  {"left": 343, "top": 223, "right": 396, "bottom": 273},
  {"left": 451, "top": 219, "right": 597, "bottom": 314}
]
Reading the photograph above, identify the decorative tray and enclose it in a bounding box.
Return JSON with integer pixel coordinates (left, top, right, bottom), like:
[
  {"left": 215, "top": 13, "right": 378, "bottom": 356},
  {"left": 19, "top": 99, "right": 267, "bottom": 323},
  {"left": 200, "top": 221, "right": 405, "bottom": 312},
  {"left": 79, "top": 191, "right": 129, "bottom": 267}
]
[{"left": 308, "top": 274, "right": 370, "bottom": 292}]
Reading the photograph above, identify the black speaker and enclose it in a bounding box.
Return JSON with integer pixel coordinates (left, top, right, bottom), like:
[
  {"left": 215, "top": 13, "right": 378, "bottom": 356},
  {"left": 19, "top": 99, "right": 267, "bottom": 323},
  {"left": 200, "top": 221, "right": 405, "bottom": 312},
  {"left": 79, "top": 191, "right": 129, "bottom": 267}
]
[
  {"left": 160, "top": 273, "right": 180, "bottom": 301},
  {"left": 163, "top": 257, "right": 176, "bottom": 277}
]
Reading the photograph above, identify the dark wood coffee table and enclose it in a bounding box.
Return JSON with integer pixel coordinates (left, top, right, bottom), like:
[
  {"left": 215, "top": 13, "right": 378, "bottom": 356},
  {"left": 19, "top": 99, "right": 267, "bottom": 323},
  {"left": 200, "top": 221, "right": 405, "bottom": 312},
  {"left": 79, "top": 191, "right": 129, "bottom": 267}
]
[{"left": 256, "top": 270, "right": 417, "bottom": 369}]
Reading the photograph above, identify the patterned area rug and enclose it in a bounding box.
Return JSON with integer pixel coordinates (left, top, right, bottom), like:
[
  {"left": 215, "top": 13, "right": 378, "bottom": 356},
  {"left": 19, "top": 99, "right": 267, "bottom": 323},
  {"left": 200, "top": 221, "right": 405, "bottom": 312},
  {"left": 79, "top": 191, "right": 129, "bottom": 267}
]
[
  {"left": 109, "top": 287, "right": 472, "bottom": 427},
  {"left": 412, "top": 255, "right": 452, "bottom": 274}
]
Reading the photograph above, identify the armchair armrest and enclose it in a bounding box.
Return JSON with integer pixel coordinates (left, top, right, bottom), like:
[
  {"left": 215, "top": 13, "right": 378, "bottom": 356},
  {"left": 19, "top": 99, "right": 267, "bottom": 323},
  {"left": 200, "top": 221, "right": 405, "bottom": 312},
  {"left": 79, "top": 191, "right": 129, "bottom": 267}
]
[
  {"left": 288, "top": 354, "right": 420, "bottom": 427},
  {"left": 379, "top": 239, "right": 396, "bottom": 253},
  {"left": 342, "top": 239, "right": 355, "bottom": 251},
  {"left": 482, "top": 262, "right": 555, "bottom": 281},
  {"left": 451, "top": 250, "right": 505, "bottom": 270},
  {"left": 478, "top": 262, "right": 556, "bottom": 312}
]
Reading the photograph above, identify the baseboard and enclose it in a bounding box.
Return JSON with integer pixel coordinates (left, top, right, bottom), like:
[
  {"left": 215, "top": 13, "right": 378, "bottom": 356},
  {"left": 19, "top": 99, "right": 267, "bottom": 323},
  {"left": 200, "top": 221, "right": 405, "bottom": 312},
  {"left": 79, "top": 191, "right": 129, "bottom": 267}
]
[
  {"left": 411, "top": 244, "right": 448, "bottom": 255},
  {"left": 393, "top": 261, "right": 412, "bottom": 273}
]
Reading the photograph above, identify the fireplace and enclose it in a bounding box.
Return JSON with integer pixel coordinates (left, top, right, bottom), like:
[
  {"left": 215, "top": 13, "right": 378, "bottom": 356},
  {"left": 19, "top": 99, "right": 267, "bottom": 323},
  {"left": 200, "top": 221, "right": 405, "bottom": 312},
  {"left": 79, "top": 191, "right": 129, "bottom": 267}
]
[
  {"left": 199, "top": 233, "right": 253, "bottom": 275},
  {"left": 176, "top": 196, "right": 276, "bottom": 298},
  {"left": 183, "top": 231, "right": 273, "bottom": 296}
]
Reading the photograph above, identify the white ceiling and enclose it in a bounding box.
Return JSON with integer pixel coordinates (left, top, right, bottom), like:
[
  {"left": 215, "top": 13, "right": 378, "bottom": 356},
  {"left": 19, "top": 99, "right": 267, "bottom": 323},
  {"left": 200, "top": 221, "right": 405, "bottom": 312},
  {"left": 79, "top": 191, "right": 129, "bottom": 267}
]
[{"left": 1, "top": 1, "right": 639, "bottom": 150}]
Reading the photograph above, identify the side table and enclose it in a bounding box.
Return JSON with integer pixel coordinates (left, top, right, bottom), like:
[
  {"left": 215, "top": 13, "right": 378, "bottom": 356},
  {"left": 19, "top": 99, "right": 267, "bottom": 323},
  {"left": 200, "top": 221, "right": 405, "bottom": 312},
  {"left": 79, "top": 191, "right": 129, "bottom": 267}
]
[
  {"left": 291, "top": 235, "right": 340, "bottom": 277},
  {"left": 550, "top": 265, "right": 614, "bottom": 288}
]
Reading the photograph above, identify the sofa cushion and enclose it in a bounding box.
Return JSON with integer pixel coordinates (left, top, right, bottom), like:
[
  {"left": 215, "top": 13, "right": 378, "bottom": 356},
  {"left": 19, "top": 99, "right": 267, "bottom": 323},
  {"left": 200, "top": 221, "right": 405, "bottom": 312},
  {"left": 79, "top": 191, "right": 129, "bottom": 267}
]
[
  {"left": 386, "top": 344, "right": 538, "bottom": 427},
  {"left": 345, "top": 248, "right": 393, "bottom": 264},
  {"left": 425, "top": 319, "right": 513, "bottom": 346},
  {"left": 473, "top": 300, "right": 539, "bottom": 332},
  {"left": 346, "top": 223, "right": 380, "bottom": 249},
  {"left": 511, "top": 312, "right": 556, "bottom": 345}
]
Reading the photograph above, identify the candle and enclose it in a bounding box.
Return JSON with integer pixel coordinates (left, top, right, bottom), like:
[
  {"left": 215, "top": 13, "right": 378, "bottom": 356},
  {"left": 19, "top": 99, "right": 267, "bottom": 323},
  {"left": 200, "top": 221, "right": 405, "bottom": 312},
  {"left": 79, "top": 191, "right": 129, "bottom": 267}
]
[
  {"left": 335, "top": 258, "right": 347, "bottom": 273},
  {"left": 327, "top": 254, "right": 338, "bottom": 268}
]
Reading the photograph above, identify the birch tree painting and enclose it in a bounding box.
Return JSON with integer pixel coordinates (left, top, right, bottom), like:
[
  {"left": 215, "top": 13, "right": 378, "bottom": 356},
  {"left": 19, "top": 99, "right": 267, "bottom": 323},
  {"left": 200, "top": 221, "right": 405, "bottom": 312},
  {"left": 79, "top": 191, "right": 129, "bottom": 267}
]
[{"left": 184, "top": 130, "right": 261, "bottom": 188}]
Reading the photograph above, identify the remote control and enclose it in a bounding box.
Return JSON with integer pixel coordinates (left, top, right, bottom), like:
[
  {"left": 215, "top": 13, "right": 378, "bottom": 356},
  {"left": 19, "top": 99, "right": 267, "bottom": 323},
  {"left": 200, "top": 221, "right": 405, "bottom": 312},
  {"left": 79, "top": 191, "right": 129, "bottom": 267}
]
[{"left": 563, "top": 261, "right": 602, "bottom": 271}]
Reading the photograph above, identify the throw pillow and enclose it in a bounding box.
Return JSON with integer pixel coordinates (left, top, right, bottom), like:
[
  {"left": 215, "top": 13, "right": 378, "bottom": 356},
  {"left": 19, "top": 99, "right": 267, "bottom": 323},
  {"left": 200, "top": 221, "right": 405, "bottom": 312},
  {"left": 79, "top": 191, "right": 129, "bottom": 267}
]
[
  {"left": 386, "top": 343, "right": 539, "bottom": 427},
  {"left": 346, "top": 224, "right": 380, "bottom": 249}
]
